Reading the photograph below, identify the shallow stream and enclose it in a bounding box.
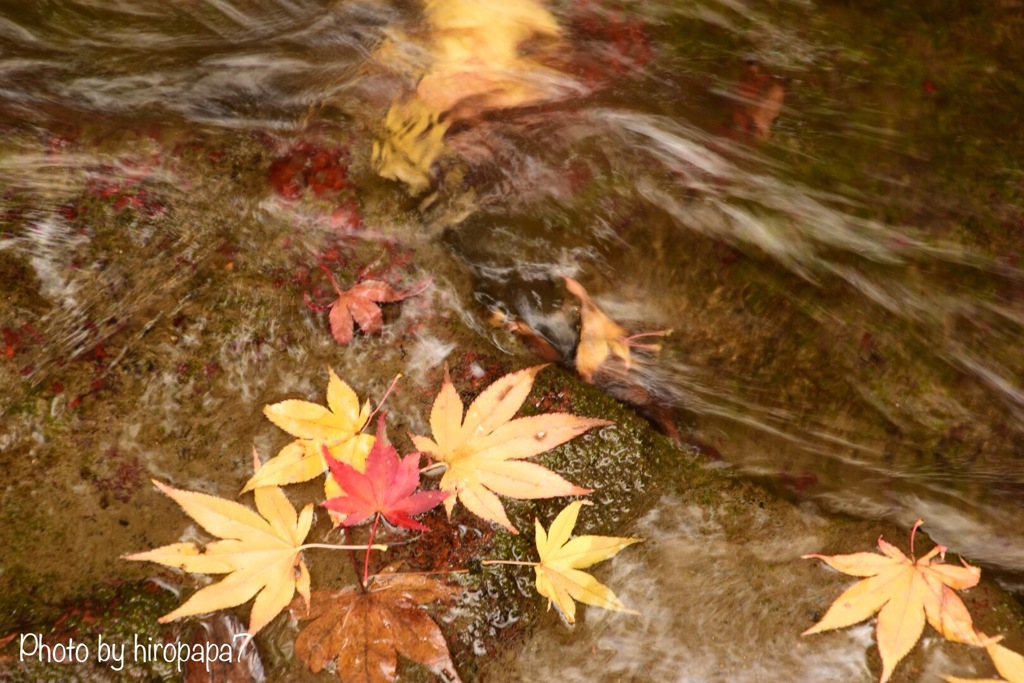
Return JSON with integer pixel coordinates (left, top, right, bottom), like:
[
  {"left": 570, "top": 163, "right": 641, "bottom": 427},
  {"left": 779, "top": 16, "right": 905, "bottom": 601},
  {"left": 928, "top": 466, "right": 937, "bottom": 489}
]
[{"left": 2, "top": 1, "right": 1024, "bottom": 681}]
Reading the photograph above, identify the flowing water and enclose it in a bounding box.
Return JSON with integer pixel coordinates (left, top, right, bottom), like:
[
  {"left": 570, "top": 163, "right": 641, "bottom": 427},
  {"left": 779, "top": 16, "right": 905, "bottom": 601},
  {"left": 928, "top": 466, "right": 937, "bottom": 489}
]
[{"left": 2, "top": 1, "right": 1024, "bottom": 681}]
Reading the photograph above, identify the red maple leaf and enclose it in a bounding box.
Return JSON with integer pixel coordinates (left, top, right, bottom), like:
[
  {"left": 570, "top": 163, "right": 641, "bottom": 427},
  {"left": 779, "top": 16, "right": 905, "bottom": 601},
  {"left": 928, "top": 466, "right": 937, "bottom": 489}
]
[
  {"left": 305, "top": 266, "right": 430, "bottom": 345},
  {"left": 323, "top": 417, "right": 447, "bottom": 531}
]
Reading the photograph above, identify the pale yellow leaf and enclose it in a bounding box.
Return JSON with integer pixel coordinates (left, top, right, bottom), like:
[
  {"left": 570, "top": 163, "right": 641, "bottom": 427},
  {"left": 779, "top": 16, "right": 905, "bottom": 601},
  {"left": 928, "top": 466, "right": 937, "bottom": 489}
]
[
  {"left": 990, "top": 644, "right": 1024, "bottom": 683},
  {"left": 324, "top": 432, "right": 375, "bottom": 472},
  {"left": 123, "top": 479, "right": 312, "bottom": 639},
  {"left": 411, "top": 366, "right": 609, "bottom": 533},
  {"left": 325, "top": 367, "right": 368, "bottom": 427},
  {"left": 459, "top": 365, "right": 545, "bottom": 445},
  {"left": 243, "top": 441, "right": 323, "bottom": 493},
  {"left": 263, "top": 400, "right": 349, "bottom": 442},
  {"left": 876, "top": 571, "right": 928, "bottom": 683},
  {"left": 802, "top": 567, "right": 906, "bottom": 635},
  {"left": 430, "top": 365, "right": 464, "bottom": 454},
  {"left": 803, "top": 551, "right": 903, "bottom": 578},
  {"left": 455, "top": 458, "right": 590, "bottom": 500},
  {"left": 922, "top": 573, "right": 987, "bottom": 646},
  {"left": 539, "top": 497, "right": 586, "bottom": 558},
  {"left": 471, "top": 413, "right": 611, "bottom": 461},
  {"left": 532, "top": 500, "right": 641, "bottom": 624}
]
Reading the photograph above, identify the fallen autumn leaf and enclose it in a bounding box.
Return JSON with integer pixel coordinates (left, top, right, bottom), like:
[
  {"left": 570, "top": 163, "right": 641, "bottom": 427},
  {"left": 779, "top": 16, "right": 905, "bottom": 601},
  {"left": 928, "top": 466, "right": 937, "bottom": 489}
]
[
  {"left": 943, "top": 642, "right": 1024, "bottom": 683},
  {"left": 803, "top": 519, "right": 990, "bottom": 683},
  {"left": 323, "top": 416, "right": 449, "bottom": 531},
  {"left": 533, "top": 500, "right": 641, "bottom": 624},
  {"left": 294, "top": 569, "right": 462, "bottom": 683},
  {"left": 410, "top": 365, "right": 610, "bottom": 533},
  {"left": 243, "top": 367, "right": 374, "bottom": 497}
]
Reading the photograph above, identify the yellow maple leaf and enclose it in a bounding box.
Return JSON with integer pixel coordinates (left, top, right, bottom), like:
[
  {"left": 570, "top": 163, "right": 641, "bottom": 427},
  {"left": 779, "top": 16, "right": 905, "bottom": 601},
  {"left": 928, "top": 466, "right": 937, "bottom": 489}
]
[
  {"left": 409, "top": 365, "right": 611, "bottom": 533},
  {"left": 533, "top": 500, "right": 640, "bottom": 624},
  {"left": 944, "top": 642, "right": 1024, "bottom": 683},
  {"left": 803, "top": 520, "right": 991, "bottom": 683},
  {"left": 123, "top": 479, "right": 315, "bottom": 642},
  {"left": 563, "top": 277, "right": 670, "bottom": 383},
  {"left": 243, "top": 367, "right": 375, "bottom": 497}
]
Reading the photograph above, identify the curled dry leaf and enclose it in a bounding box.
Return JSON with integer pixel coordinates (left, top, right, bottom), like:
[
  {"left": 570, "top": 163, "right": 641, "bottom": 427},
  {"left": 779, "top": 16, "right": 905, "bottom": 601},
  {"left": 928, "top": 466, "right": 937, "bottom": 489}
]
[
  {"left": 803, "top": 520, "right": 991, "bottom": 683},
  {"left": 943, "top": 642, "right": 1024, "bottom": 683},
  {"left": 563, "top": 276, "right": 670, "bottom": 383},
  {"left": 123, "top": 479, "right": 314, "bottom": 643},
  {"left": 564, "top": 276, "right": 631, "bottom": 383},
  {"left": 244, "top": 367, "right": 374, "bottom": 500},
  {"left": 410, "top": 365, "right": 611, "bottom": 533},
  {"left": 294, "top": 570, "right": 462, "bottom": 683},
  {"left": 323, "top": 416, "right": 449, "bottom": 530},
  {"left": 561, "top": 277, "right": 679, "bottom": 441},
  {"left": 534, "top": 500, "right": 641, "bottom": 624}
]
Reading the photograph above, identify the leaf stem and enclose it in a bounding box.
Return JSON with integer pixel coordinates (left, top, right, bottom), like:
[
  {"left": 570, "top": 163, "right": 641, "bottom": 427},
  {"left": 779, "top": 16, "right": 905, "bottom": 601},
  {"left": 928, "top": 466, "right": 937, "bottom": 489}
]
[
  {"left": 420, "top": 462, "right": 447, "bottom": 476},
  {"left": 299, "top": 543, "right": 388, "bottom": 552},
  {"left": 481, "top": 559, "right": 539, "bottom": 567},
  {"left": 364, "top": 512, "right": 382, "bottom": 588},
  {"left": 366, "top": 373, "right": 403, "bottom": 425},
  {"left": 910, "top": 518, "right": 924, "bottom": 560},
  {"left": 373, "top": 568, "right": 471, "bottom": 579}
]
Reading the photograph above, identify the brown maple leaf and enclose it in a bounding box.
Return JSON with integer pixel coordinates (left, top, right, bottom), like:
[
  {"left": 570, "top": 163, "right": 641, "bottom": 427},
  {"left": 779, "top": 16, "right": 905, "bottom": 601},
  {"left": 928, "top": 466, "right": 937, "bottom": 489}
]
[
  {"left": 294, "top": 570, "right": 462, "bottom": 683},
  {"left": 305, "top": 266, "right": 430, "bottom": 345}
]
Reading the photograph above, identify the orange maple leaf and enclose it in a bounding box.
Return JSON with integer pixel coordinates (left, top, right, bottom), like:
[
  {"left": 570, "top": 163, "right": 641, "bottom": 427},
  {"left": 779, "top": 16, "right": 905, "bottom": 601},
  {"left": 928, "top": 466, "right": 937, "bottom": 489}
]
[
  {"left": 563, "top": 277, "right": 669, "bottom": 383},
  {"left": 803, "top": 519, "right": 991, "bottom": 683}
]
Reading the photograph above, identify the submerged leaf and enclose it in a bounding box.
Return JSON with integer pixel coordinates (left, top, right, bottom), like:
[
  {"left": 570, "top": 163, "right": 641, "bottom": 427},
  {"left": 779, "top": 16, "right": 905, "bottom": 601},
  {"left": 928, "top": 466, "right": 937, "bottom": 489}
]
[
  {"left": 372, "top": 0, "right": 570, "bottom": 191},
  {"left": 804, "top": 520, "right": 990, "bottom": 683},
  {"left": 730, "top": 60, "right": 785, "bottom": 140},
  {"left": 564, "top": 277, "right": 669, "bottom": 383},
  {"left": 533, "top": 500, "right": 641, "bottom": 624},
  {"left": 410, "top": 365, "right": 610, "bottom": 533},
  {"left": 294, "top": 570, "right": 462, "bottom": 683}
]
